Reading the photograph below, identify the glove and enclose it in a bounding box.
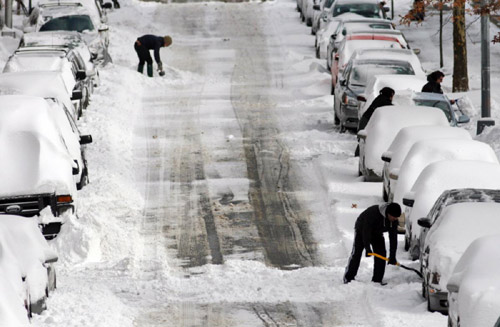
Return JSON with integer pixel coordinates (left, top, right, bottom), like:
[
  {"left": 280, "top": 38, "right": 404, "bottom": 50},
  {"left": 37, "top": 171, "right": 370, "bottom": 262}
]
[
  {"left": 157, "top": 62, "right": 163, "bottom": 71},
  {"left": 388, "top": 256, "right": 397, "bottom": 265},
  {"left": 365, "top": 247, "right": 372, "bottom": 257},
  {"left": 159, "top": 71, "right": 165, "bottom": 76}
]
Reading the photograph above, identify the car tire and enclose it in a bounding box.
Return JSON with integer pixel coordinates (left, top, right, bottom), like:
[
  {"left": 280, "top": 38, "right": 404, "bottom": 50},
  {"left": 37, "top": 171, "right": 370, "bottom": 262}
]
[
  {"left": 306, "top": 17, "right": 312, "bottom": 27},
  {"left": 77, "top": 165, "right": 89, "bottom": 190},
  {"left": 300, "top": 12, "right": 305, "bottom": 22},
  {"left": 422, "top": 281, "right": 427, "bottom": 298},
  {"left": 404, "top": 233, "right": 410, "bottom": 251},
  {"left": 427, "top": 291, "right": 434, "bottom": 312},
  {"left": 383, "top": 187, "right": 388, "bottom": 202},
  {"left": 315, "top": 45, "right": 320, "bottom": 59}
]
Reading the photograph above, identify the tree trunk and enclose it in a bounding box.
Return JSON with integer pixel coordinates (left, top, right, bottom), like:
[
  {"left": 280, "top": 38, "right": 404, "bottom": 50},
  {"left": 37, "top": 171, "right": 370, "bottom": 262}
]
[{"left": 453, "top": 0, "right": 469, "bottom": 91}]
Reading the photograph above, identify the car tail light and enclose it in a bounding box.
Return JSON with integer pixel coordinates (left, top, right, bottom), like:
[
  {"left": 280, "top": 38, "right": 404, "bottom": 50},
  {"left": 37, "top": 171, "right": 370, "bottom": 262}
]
[
  {"left": 57, "top": 195, "right": 73, "bottom": 204},
  {"left": 342, "top": 93, "right": 347, "bottom": 104}
]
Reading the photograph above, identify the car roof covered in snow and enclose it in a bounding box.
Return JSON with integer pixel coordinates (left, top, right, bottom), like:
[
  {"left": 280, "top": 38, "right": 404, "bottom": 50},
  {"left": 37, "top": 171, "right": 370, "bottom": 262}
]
[
  {"left": 447, "top": 235, "right": 500, "bottom": 327},
  {"left": 362, "top": 105, "right": 449, "bottom": 176},
  {"left": 22, "top": 31, "right": 83, "bottom": 48},
  {"left": 393, "top": 139, "right": 499, "bottom": 205},
  {"left": 0, "top": 95, "right": 75, "bottom": 196},
  {"left": 352, "top": 49, "right": 424, "bottom": 76},
  {"left": 426, "top": 202, "right": 500, "bottom": 291},
  {"left": 385, "top": 125, "right": 472, "bottom": 170}
]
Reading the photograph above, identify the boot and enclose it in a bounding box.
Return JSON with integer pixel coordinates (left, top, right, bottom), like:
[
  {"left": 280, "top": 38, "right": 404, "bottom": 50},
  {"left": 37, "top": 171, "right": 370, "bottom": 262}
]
[
  {"left": 137, "top": 63, "right": 144, "bottom": 74},
  {"left": 147, "top": 64, "right": 153, "bottom": 77}
]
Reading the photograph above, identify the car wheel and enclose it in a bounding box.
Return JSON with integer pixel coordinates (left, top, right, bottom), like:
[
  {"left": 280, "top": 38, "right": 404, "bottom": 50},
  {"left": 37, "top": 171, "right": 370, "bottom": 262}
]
[
  {"left": 77, "top": 165, "right": 89, "bottom": 190},
  {"left": 404, "top": 233, "right": 410, "bottom": 251},
  {"left": 427, "top": 291, "right": 434, "bottom": 312},
  {"left": 311, "top": 27, "right": 316, "bottom": 35},
  {"left": 306, "top": 17, "right": 312, "bottom": 27},
  {"left": 383, "top": 187, "right": 388, "bottom": 202},
  {"left": 300, "top": 11, "right": 305, "bottom": 22},
  {"left": 315, "top": 46, "right": 320, "bottom": 59}
]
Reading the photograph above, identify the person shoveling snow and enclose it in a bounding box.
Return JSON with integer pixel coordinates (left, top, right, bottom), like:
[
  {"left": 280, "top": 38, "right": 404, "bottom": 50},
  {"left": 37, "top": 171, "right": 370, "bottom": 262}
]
[{"left": 134, "top": 34, "right": 172, "bottom": 77}]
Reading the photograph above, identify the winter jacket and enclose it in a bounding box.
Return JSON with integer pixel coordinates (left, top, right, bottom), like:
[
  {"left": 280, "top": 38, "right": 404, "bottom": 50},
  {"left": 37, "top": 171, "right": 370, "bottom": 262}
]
[
  {"left": 357, "top": 94, "right": 393, "bottom": 131},
  {"left": 421, "top": 81, "right": 443, "bottom": 94},
  {"left": 354, "top": 204, "right": 398, "bottom": 259},
  {"left": 137, "top": 34, "right": 165, "bottom": 64}
]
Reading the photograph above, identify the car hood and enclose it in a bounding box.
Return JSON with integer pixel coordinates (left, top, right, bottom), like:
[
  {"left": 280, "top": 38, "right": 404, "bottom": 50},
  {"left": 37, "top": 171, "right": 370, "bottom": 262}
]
[{"left": 0, "top": 131, "right": 75, "bottom": 197}]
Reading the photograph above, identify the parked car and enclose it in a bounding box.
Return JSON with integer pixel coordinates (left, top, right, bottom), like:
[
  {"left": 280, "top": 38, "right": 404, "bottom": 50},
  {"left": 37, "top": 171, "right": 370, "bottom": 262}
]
[
  {"left": 2, "top": 47, "right": 90, "bottom": 114},
  {"left": 20, "top": 31, "right": 100, "bottom": 91},
  {"left": 311, "top": 0, "right": 336, "bottom": 34},
  {"left": 0, "top": 214, "right": 58, "bottom": 317},
  {"left": 392, "top": 139, "right": 498, "bottom": 205},
  {"left": 331, "top": 33, "right": 406, "bottom": 90},
  {"left": 315, "top": 12, "right": 362, "bottom": 59},
  {"left": 447, "top": 235, "right": 500, "bottom": 327},
  {"left": 358, "top": 74, "right": 427, "bottom": 117},
  {"left": 330, "top": 0, "right": 389, "bottom": 20},
  {"left": 326, "top": 18, "right": 395, "bottom": 69},
  {"left": 403, "top": 165, "right": 500, "bottom": 259},
  {"left": 37, "top": 0, "right": 108, "bottom": 24},
  {"left": 0, "top": 95, "right": 92, "bottom": 238},
  {"left": 0, "top": 71, "right": 82, "bottom": 120},
  {"left": 357, "top": 105, "right": 448, "bottom": 181},
  {"left": 418, "top": 202, "right": 500, "bottom": 313},
  {"left": 24, "top": 4, "right": 110, "bottom": 63},
  {"left": 333, "top": 49, "right": 422, "bottom": 130},
  {"left": 381, "top": 125, "right": 471, "bottom": 202}
]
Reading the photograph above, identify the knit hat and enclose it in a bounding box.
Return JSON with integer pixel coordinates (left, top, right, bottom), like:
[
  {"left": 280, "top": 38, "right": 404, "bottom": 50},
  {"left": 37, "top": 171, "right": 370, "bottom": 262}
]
[
  {"left": 164, "top": 35, "right": 172, "bottom": 47},
  {"left": 379, "top": 87, "right": 395, "bottom": 97},
  {"left": 386, "top": 203, "right": 401, "bottom": 217}
]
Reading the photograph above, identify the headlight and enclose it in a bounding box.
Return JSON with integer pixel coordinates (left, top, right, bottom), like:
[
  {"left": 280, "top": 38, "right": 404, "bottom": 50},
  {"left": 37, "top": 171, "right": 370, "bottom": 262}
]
[
  {"left": 342, "top": 93, "right": 358, "bottom": 107},
  {"left": 88, "top": 38, "right": 102, "bottom": 55}
]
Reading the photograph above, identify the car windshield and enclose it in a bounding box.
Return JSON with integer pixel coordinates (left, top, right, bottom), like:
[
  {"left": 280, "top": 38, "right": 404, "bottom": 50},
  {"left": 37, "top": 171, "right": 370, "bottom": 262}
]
[
  {"left": 40, "top": 15, "right": 95, "bottom": 33},
  {"left": 333, "top": 3, "right": 381, "bottom": 18},
  {"left": 349, "top": 61, "right": 415, "bottom": 86},
  {"left": 413, "top": 99, "right": 452, "bottom": 121}
]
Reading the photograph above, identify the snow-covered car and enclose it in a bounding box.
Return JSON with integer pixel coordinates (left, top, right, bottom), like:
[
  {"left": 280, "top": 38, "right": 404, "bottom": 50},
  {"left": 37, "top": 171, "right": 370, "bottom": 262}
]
[
  {"left": 333, "top": 49, "right": 421, "bottom": 130},
  {"left": 2, "top": 47, "right": 90, "bottom": 114},
  {"left": 315, "top": 12, "right": 364, "bottom": 59},
  {"left": 418, "top": 202, "right": 500, "bottom": 313},
  {"left": 0, "top": 214, "right": 58, "bottom": 317},
  {"left": 402, "top": 164, "right": 500, "bottom": 259},
  {"left": 331, "top": 33, "right": 406, "bottom": 90},
  {"left": 326, "top": 18, "right": 395, "bottom": 69},
  {"left": 447, "top": 234, "right": 500, "bottom": 327},
  {"left": 0, "top": 71, "right": 81, "bottom": 120},
  {"left": 311, "top": 0, "right": 336, "bottom": 35},
  {"left": 330, "top": 0, "right": 389, "bottom": 20},
  {"left": 24, "top": 4, "right": 110, "bottom": 63},
  {"left": 381, "top": 125, "right": 471, "bottom": 202},
  {"left": 392, "top": 139, "right": 498, "bottom": 205},
  {"left": 395, "top": 92, "right": 470, "bottom": 126},
  {"left": 302, "top": 0, "right": 319, "bottom": 27},
  {"left": 0, "top": 95, "right": 92, "bottom": 237},
  {"left": 20, "top": 31, "right": 100, "bottom": 91},
  {"left": 357, "top": 105, "right": 448, "bottom": 181},
  {"left": 37, "top": 0, "right": 108, "bottom": 24},
  {"left": 358, "top": 74, "right": 426, "bottom": 116}
]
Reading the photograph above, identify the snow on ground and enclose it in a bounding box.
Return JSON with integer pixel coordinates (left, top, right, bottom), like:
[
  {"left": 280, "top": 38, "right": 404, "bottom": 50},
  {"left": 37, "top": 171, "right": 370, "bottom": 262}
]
[{"left": 0, "top": 0, "right": 499, "bottom": 325}]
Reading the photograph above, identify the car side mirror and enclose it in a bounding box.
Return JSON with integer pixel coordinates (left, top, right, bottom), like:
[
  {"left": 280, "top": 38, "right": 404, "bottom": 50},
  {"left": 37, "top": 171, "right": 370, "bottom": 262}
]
[
  {"left": 417, "top": 217, "right": 432, "bottom": 228},
  {"left": 381, "top": 151, "right": 392, "bottom": 162},
  {"left": 71, "top": 90, "right": 83, "bottom": 100},
  {"left": 313, "top": 4, "right": 320, "bottom": 10},
  {"left": 98, "top": 24, "right": 109, "bottom": 32},
  {"left": 340, "top": 79, "right": 346, "bottom": 86},
  {"left": 72, "top": 160, "right": 80, "bottom": 175},
  {"left": 342, "top": 29, "right": 347, "bottom": 36},
  {"left": 103, "top": 2, "right": 112, "bottom": 8},
  {"left": 76, "top": 70, "right": 86, "bottom": 80},
  {"left": 357, "top": 130, "right": 367, "bottom": 140},
  {"left": 334, "top": 55, "right": 339, "bottom": 61},
  {"left": 413, "top": 48, "right": 421, "bottom": 55},
  {"left": 80, "top": 135, "right": 93, "bottom": 145},
  {"left": 458, "top": 114, "right": 470, "bottom": 124},
  {"left": 330, "top": 34, "right": 336, "bottom": 42}
]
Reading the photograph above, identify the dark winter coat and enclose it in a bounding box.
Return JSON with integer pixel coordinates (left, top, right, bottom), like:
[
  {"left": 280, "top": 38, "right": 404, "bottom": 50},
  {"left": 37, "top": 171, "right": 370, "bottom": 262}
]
[
  {"left": 136, "top": 35, "right": 165, "bottom": 64},
  {"left": 421, "top": 81, "right": 443, "bottom": 94},
  {"left": 354, "top": 204, "right": 398, "bottom": 259},
  {"left": 357, "top": 94, "right": 393, "bottom": 131}
]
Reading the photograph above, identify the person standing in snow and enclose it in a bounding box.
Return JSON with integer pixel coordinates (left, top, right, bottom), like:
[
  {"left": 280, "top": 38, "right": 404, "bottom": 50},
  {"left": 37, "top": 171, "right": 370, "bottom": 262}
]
[
  {"left": 134, "top": 35, "right": 172, "bottom": 77},
  {"left": 421, "top": 70, "right": 456, "bottom": 104},
  {"left": 343, "top": 203, "right": 401, "bottom": 285}
]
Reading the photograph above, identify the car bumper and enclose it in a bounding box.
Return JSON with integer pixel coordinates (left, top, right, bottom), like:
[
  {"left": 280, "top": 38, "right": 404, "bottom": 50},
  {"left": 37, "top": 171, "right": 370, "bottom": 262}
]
[
  {"left": 340, "top": 104, "right": 359, "bottom": 129},
  {"left": 428, "top": 287, "right": 449, "bottom": 314}
]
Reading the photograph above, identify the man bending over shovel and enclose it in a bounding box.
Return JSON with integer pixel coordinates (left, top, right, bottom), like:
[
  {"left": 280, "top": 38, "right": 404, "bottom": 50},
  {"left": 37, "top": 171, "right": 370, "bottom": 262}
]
[{"left": 343, "top": 203, "right": 401, "bottom": 285}]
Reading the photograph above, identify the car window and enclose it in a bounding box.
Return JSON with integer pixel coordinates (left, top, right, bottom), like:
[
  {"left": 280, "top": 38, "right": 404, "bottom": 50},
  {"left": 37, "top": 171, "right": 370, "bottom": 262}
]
[
  {"left": 333, "top": 3, "right": 381, "bottom": 18},
  {"left": 413, "top": 99, "right": 452, "bottom": 121},
  {"left": 368, "top": 23, "right": 392, "bottom": 29},
  {"left": 40, "top": 15, "right": 95, "bottom": 33},
  {"left": 324, "top": 0, "right": 336, "bottom": 9},
  {"left": 349, "top": 61, "right": 415, "bottom": 86}
]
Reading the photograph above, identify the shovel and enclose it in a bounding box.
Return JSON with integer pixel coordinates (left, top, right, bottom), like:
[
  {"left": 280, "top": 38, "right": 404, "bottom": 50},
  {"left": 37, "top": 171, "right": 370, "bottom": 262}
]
[{"left": 368, "top": 253, "right": 423, "bottom": 278}]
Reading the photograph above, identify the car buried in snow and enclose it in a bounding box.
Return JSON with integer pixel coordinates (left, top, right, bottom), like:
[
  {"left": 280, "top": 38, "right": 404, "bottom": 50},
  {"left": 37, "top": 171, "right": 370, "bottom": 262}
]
[
  {"left": 402, "top": 165, "right": 500, "bottom": 260},
  {"left": 381, "top": 125, "right": 472, "bottom": 202},
  {"left": 418, "top": 201, "right": 500, "bottom": 314},
  {"left": 357, "top": 105, "right": 448, "bottom": 182},
  {"left": 0, "top": 214, "right": 58, "bottom": 318},
  {"left": 0, "top": 95, "right": 92, "bottom": 238},
  {"left": 447, "top": 235, "right": 500, "bottom": 327}
]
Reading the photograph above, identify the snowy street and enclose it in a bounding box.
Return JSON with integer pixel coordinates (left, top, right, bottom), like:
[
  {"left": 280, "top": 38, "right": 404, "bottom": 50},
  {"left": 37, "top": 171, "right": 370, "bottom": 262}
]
[{"left": 5, "top": 0, "right": 494, "bottom": 325}]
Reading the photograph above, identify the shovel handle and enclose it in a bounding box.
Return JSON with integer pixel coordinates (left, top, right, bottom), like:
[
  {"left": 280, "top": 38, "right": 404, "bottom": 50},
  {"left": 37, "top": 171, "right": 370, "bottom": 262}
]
[{"left": 368, "top": 253, "right": 399, "bottom": 266}]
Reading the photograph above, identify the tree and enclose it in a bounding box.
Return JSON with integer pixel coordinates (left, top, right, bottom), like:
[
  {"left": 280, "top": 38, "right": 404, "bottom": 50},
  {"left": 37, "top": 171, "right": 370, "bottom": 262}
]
[{"left": 452, "top": 0, "right": 469, "bottom": 91}]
